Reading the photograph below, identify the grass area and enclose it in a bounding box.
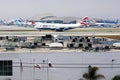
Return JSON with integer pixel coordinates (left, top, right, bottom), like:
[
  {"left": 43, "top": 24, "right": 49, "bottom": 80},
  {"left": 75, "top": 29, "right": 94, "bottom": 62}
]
[{"left": 97, "top": 35, "right": 120, "bottom": 40}]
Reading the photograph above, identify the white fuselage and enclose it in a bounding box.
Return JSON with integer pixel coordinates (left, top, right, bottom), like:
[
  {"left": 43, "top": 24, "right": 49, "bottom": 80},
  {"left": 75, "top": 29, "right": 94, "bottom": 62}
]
[
  {"left": 34, "top": 22, "right": 82, "bottom": 30},
  {"left": 93, "top": 22, "right": 118, "bottom": 27}
]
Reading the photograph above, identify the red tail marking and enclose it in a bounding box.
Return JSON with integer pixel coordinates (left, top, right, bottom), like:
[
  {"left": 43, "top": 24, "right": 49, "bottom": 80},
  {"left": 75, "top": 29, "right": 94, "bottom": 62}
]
[
  {"left": 82, "top": 16, "right": 88, "bottom": 20},
  {"left": 80, "top": 21, "right": 87, "bottom": 26},
  {"left": 30, "top": 20, "right": 35, "bottom": 25}
]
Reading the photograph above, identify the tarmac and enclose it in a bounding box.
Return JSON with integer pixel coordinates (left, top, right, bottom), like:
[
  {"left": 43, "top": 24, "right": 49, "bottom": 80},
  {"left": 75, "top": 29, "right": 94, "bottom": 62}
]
[{"left": 0, "top": 25, "right": 120, "bottom": 37}]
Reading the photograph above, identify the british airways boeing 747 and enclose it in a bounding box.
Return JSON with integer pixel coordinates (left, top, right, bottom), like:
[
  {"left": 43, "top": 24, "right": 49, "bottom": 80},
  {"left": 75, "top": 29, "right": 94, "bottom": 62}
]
[{"left": 34, "top": 16, "right": 88, "bottom": 31}]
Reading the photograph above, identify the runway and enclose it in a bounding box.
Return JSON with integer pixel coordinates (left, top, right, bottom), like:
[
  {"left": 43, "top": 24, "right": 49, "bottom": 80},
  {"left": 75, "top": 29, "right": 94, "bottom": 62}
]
[
  {"left": 0, "top": 31, "right": 120, "bottom": 37},
  {"left": 0, "top": 25, "right": 120, "bottom": 37}
]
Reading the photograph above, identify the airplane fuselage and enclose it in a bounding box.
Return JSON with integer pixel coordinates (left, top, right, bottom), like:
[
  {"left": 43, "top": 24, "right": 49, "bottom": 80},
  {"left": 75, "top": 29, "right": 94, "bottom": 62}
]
[{"left": 34, "top": 22, "right": 81, "bottom": 30}]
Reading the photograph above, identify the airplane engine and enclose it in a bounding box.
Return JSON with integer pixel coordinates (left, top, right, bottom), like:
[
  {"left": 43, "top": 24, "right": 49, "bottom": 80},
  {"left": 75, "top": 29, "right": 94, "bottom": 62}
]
[
  {"left": 55, "top": 28, "right": 63, "bottom": 32},
  {"left": 64, "top": 27, "right": 69, "bottom": 30},
  {"left": 55, "top": 27, "right": 70, "bottom": 31}
]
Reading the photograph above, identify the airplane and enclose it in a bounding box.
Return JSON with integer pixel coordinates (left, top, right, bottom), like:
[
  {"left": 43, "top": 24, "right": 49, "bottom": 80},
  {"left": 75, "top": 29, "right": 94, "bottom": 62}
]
[
  {"left": 20, "top": 20, "right": 35, "bottom": 27},
  {"left": 89, "top": 19, "right": 119, "bottom": 27},
  {"left": 34, "top": 16, "right": 89, "bottom": 31},
  {"left": 5, "top": 18, "right": 35, "bottom": 27}
]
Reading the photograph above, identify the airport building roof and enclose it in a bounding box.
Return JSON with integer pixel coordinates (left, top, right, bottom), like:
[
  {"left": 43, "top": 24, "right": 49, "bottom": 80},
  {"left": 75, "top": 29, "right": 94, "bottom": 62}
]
[{"left": 30, "top": 13, "right": 79, "bottom": 24}]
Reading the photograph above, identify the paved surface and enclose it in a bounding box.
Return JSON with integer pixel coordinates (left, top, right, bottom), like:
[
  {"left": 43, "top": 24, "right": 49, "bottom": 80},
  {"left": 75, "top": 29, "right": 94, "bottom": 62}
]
[
  {"left": 0, "top": 25, "right": 120, "bottom": 37},
  {"left": 0, "top": 31, "right": 120, "bottom": 37}
]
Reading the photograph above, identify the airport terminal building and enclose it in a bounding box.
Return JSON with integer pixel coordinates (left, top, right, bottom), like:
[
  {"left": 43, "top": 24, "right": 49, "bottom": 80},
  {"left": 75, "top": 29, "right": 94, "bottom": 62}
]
[{"left": 30, "top": 14, "right": 79, "bottom": 24}]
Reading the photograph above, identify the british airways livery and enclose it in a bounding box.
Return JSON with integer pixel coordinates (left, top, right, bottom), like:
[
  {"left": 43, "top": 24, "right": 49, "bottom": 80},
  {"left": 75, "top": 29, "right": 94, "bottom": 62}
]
[{"left": 34, "top": 16, "right": 88, "bottom": 31}]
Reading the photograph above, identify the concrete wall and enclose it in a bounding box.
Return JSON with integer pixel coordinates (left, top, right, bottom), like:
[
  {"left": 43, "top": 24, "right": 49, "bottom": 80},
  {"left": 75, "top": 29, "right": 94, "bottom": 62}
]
[{"left": 0, "top": 52, "right": 120, "bottom": 80}]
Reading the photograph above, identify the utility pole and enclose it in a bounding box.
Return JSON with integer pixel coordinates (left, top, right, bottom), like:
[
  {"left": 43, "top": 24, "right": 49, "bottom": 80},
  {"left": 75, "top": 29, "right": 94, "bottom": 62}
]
[
  {"left": 33, "top": 58, "right": 35, "bottom": 80},
  {"left": 47, "top": 58, "right": 49, "bottom": 80}
]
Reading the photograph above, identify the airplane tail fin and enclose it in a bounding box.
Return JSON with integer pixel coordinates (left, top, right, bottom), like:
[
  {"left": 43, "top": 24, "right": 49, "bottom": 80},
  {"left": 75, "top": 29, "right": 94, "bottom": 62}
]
[
  {"left": 15, "top": 20, "right": 21, "bottom": 25},
  {"left": 82, "top": 16, "right": 89, "bottom": 20},
  {"left": 30, "top": 20, "right": 35, "bottom": 25},
  {"left": 79, "top": 16, "right": 89, "bottom": 26},
  {"left": 115, "top": 19, "right": 119, "bottom": 24},
  {"left": 80, "top": 21, "right": 88, "bottom": 26}
]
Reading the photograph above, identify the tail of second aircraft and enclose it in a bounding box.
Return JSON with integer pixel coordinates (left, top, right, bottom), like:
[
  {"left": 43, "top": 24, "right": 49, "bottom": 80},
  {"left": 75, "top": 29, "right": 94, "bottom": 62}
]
[
  {"left": 115, "top": 19, "right": 119, "bottom": 24},
  {"left": 79, "top": 16, "right": 89, "bottom": 26}
]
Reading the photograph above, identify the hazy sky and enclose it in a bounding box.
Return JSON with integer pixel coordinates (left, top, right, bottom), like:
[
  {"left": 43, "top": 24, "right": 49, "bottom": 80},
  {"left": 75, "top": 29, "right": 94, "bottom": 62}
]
[{"left": 0, "top": 0, "right": 119, "bottom": 19}]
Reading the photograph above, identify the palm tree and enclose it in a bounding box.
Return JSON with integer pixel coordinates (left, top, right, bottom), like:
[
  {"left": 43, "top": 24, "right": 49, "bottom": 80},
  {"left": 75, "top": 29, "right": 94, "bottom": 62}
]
[
  {"left": 112, "top": 75, "right": 120, "bottom": 80},
  {"left": 83, "top": 65, "right": 105, "bottom": 80}
]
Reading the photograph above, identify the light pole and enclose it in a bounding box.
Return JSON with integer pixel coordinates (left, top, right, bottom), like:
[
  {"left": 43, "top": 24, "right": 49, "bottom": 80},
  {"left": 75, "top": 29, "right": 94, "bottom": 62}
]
[
  {"left": 47, "top": 58, "right": 49, "bottom": 80},
  {"left": 111, "top": 59, "right": 115, "bottom": 68},
  {"left": 42, "top": 59, "right": 49, "bottom": 80}
]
